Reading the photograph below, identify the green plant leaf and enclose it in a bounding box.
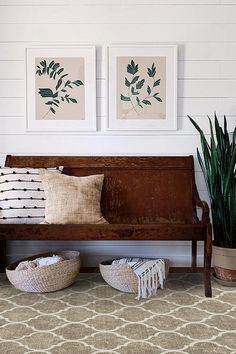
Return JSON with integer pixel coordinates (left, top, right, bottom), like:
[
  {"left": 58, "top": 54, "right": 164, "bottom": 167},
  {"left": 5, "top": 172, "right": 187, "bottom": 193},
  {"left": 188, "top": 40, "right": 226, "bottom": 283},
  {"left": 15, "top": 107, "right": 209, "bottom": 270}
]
[
  {"left": 51, "top": 101, "right": 59, "bottom": 107},
  {"left": 50, "top": 107, "right": 56, "bottom": 114},
  {"left": 65, "top": 80, "right": 71, "bottom": 87},
  {"left": 52, "top": 92, "right": 58, "bottom": 98},
  {"left": 69, "top": 97, "right": 77, "bottom": 103},
  {"left": 57, "top": 68, "right": 64, "bottom": 75},
  {"left": 73, "top": 80, "right": 84, "bottom": 86},
  {"left": 127, "top": 60, "right": 138, "bottom": 75},
  {"left": 142, "top": 99, "right": 151, "bottom": 105},
  {"left": 40, "top": 60, "right": 46, "bottom": 67},
  {"left": 38, "top": 88, "right": 54, "bottom": 98},
  {"left": 48, "top": 61, "right": 55, "bottom": 69},
  {"left": 45, "top": 101, "right": 53, "bottom": 105},
  {"left": 147, "top": 63, "right": 156, "bottom": 77},
  {"left": 136, "top": 79, "right": 145, "bottom": 90},
  {"left": 154, "top": 96, "right": 162, "bottom": 102},
  {"left": 154, "top": 79, "right": 161, "bottom": 87},
  {"left": 125, "top": 78, "right": 130, "bottom": 87},
  {"left": 136, "top": 96, "right": 143, "bottom": 108},
  {"left": 120, "top": 94, "right": 131, "bottom": 101},
  {"left": 52, "top": 63, "right": 60, "bottom": 71},
  {"left": 56, "top": 78, "right": 62, "bottom": 90},
  {"left": 131, "top": 86, "right": 139, "bottom": 95},
  {"left": 147, "top": 85, "right": 151, "bottom": 95},
  {"left": 131, "top": 76, "right": 139, "bottom": 85}
]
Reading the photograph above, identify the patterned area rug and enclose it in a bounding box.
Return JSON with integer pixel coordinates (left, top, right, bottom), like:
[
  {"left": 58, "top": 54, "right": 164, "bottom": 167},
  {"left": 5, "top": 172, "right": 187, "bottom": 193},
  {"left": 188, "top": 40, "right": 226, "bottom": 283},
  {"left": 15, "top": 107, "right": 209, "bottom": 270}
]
[{"left": 0, "top": 273, "right": 235, "bottom": 354}]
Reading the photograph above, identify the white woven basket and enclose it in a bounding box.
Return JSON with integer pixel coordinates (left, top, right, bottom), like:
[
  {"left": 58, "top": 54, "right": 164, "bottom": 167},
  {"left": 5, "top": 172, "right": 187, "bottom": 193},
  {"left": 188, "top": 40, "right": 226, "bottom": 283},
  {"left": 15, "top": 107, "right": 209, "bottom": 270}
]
[
  {"left": 100, "top": 258, "right": 169, "bottom": 293},
  {"left": 6, "top": 250, "right": 80, "bottom": 293}
]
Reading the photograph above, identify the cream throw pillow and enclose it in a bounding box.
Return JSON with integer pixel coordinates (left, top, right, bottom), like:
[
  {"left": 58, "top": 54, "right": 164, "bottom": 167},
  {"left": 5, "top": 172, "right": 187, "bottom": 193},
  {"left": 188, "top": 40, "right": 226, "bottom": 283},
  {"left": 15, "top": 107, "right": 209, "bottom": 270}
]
[{"left": 40, "top": 171, "right": 107, "bottom": 224}]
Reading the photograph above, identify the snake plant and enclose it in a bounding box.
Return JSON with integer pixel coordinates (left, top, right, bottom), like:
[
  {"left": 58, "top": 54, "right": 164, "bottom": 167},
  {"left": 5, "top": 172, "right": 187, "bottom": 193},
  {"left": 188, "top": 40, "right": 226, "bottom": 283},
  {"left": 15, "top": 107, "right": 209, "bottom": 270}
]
[{"left": 188, "top": 114, "right": 236, "bottom": 248}]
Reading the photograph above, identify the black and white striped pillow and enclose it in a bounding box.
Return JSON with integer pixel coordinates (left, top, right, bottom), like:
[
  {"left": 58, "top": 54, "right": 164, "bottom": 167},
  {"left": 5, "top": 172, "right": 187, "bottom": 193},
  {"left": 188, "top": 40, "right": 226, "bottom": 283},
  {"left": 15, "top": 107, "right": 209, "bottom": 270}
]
[{"left": 0, "top": 167, "right": 63, "bottom": 224}]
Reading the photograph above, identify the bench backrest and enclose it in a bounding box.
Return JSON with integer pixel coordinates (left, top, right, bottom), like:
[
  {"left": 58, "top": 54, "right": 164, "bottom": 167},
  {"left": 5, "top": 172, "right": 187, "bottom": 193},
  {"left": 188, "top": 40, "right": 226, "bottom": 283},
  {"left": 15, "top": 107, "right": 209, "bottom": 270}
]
[{"left": 5, "top": 155, "right": 198, "bottom": 224}]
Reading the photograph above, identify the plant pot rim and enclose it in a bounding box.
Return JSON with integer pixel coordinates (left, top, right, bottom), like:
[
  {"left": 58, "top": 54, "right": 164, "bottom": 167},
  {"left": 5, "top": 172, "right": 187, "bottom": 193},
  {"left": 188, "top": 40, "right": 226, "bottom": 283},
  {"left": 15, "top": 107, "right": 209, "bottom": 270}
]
[{"left": 213, "top": 245, "right": 236, "bottom": 252}]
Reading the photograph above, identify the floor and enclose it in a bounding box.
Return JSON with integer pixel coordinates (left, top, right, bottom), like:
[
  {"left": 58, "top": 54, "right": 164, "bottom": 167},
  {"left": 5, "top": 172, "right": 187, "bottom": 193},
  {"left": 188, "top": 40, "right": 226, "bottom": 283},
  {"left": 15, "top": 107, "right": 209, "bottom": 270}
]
[{"left": 0, "top": 273, "right": 235, "bottom": 354}]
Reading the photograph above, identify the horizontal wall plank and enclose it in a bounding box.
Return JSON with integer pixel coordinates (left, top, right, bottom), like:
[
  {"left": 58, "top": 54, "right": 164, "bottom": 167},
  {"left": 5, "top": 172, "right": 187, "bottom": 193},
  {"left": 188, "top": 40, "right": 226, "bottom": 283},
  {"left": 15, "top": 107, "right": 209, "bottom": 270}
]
[
  {"left": 2, "top": 60, "right": 236, "bottom": 80},
  {"left": 0, "top": 5, "right": 235, "bottom": 24},
  {"left": 0, "top": 97, "right": 25, "bottom": 116},
  {"left": 178, "top": 79, "right": 236, "bottom": 98},
  {"left": 2, "top": 42, "right": 236, "bottom": 61},
  {"left": 1, "top": 116, "right": 235, "bottom": 136},
  {"left": 0, "top": 117, "right": 26, "bottom": 133},
  {"left": 0, "top": 60, "right": 24, "bottom": 79},
  {"left": 179, "top": 42, "right": 236, "bottom": 60},
  {"left": 0, "top": 134, "right": 217, "bottom": 154},
  {"left": 0, "top": 0, "right": 223, "bottom": 6},
  {"left": 179, "top": 97, "right": 236, "bottom": 116},
  {"left": 179, "top": 60, "right": 236, "bottom": 79},
  {"left": 0, "top": 24, "right": 232, "bottom": 42},
  {"left": 0, "top": 79, "right": 24, "bottom": 97}
]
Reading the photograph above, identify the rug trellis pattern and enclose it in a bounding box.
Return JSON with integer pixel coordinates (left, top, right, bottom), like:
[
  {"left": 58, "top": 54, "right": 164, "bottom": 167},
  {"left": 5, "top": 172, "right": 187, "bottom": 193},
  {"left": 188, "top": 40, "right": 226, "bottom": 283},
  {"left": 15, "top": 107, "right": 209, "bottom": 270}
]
[{"left": 0, "top": 273, "right": 235, "bottom": 354}]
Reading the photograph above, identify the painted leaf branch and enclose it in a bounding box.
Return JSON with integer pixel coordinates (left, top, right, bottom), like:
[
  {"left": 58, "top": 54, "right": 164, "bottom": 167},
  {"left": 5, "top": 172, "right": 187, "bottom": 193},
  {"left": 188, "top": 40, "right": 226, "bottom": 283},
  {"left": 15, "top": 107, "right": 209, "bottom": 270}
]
[
  {"left": 120, "top": 60, "right": 162, "bottom": 116},
  {"left": 36, "top": 60, "right": 84, "bottom": 118}
]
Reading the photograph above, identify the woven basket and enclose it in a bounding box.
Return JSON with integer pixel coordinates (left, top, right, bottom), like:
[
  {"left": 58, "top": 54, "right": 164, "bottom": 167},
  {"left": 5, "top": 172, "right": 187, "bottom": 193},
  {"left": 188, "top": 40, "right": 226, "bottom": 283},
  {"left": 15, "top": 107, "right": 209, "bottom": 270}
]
[
  {"left": 6, "top": 250, "right": 80, "bottom": 293},
  {"left": 100, "top": 258, "right": 169, "bottom": 293}
]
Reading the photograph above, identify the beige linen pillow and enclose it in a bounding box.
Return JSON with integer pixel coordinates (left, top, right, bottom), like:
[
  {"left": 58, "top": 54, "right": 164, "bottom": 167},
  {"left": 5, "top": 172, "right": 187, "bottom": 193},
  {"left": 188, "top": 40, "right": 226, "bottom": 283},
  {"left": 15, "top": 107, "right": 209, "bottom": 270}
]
[{"left": 39, "top": 171, "right": 107, "bottom": 224}]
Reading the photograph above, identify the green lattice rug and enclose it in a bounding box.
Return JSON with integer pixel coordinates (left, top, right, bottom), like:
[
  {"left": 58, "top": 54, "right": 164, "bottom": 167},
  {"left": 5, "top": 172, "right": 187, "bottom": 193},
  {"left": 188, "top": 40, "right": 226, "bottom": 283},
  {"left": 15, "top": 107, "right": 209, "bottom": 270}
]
[{"left": 0, "top": 273, "right": 235, "bottom": 353}]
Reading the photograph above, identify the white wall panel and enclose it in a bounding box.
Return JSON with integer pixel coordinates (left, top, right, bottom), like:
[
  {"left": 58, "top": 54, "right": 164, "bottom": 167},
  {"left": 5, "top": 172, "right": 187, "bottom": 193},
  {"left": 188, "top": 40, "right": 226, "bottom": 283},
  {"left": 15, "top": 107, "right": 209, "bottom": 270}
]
[
  {"left": 0, "top": 1, "right": 225, "bottom": 5},
  {"left": 1, "top": 5, "right": 235, "bottom": 24},
  {"left": 0, "top": 0, "right": 233, "bottom": 266},
  {"left": 0, "top": 24, "right": 230, "bottom": 42},
  {"left": 2, "top": 42, "right": 236, "bottom": 61}
]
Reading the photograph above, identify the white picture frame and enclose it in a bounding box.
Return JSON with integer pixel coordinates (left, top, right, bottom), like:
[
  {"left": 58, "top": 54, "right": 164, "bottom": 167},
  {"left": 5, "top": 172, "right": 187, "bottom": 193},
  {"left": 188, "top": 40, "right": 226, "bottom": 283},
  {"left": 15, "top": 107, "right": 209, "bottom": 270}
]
[
  {"left": 26, "top": 46, "right": 96, "bottom": 131},
  {"left": 108, "top": 44, "right": 177, "bottom": 131}
]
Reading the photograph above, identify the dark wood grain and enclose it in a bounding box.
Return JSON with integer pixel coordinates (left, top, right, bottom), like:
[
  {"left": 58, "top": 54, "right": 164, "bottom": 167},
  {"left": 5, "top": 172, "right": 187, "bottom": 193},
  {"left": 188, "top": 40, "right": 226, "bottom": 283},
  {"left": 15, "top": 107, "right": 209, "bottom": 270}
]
[
  {"left": 0, "top": 223, "right": 207, "bottom": 241},
  {"left": 0, "top": 240, "right": 6, "bottom": 272},
  {"left": 1, "top": 155, "right": 212, "bottom": 296},
  {"left": 5, "top": 155, "right": 194, "bottom": 169}
]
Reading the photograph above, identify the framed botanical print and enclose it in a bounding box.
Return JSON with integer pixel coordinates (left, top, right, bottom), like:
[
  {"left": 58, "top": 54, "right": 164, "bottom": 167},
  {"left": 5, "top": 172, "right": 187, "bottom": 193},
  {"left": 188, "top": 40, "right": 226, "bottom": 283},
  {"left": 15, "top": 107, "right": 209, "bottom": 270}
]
[
  {"left": 26, "top": 46, "right": 96, "bottom": 131},
  {"left": 108, "top": 44, "right": 177, "bottom": 131}
]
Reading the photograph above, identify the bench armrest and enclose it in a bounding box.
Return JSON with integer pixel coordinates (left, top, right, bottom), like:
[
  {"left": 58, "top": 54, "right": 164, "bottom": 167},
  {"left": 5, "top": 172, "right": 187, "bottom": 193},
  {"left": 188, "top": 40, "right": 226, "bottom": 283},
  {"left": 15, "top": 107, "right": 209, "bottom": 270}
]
[{"left": 193, "top": 185, "right": 210, "bottom": 223}]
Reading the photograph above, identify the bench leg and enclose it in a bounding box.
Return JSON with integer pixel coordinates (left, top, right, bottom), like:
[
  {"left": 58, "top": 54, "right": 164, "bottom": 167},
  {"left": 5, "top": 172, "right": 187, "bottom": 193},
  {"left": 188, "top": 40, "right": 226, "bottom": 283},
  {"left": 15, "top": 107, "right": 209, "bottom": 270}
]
[
  {"left": 0, "top": 240, "right": 6, "bottom": 273},
  {"left": 191, "top": 240, "right": 197, "bottom": 271},
  {"left": 204, "top": 225, "right": 212, "bottom": 297}
]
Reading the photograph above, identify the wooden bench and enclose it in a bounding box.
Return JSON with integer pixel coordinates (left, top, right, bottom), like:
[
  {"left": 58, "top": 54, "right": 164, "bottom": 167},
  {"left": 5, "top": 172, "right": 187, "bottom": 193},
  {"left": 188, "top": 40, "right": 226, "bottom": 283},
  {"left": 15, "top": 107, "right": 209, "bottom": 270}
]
[{"left": 0, "top": 155, "right": 212, "bottom": 297}]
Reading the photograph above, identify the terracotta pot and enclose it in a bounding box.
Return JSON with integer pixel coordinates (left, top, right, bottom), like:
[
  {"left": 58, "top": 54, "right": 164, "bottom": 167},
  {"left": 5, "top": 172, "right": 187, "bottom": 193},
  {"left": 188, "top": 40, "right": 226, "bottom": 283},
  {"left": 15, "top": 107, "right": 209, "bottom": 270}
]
[{"left": 213, "top": 245, "right": 236, "bottom": 283}]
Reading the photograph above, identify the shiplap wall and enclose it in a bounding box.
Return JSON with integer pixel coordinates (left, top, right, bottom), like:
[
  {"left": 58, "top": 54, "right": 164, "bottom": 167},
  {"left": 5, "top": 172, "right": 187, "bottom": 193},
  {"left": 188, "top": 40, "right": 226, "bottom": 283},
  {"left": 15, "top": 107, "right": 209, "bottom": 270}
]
[{"left": 1, "top": 0, "right": 236, "bottom": 267}]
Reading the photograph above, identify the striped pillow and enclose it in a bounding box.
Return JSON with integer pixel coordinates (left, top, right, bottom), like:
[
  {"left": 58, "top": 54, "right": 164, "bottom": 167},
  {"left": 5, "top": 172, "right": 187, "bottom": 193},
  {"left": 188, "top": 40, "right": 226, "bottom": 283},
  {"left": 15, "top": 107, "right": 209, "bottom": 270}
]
[{"left": 0, "top": 167, "right": 63, "bottom": 224}]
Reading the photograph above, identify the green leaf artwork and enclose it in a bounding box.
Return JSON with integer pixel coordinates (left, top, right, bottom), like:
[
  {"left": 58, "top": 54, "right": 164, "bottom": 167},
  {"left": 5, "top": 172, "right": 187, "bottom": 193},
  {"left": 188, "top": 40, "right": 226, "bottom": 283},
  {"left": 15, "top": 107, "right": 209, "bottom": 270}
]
[
  {"left": 36, "top": 60, "right": 84, "bottom": 118},
  {"left": 120, "top": 60, "right": 162, "bottom": 116}
]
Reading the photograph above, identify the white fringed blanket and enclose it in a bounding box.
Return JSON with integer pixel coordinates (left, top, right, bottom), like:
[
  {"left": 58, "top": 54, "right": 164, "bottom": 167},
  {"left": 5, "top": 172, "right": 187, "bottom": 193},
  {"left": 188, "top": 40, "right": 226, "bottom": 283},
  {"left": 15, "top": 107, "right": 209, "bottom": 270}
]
[{"left": 112, "top": 258, "right": 166, "bottom": 299}]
